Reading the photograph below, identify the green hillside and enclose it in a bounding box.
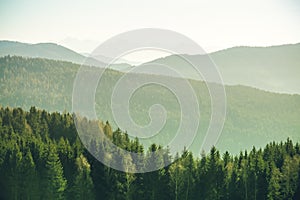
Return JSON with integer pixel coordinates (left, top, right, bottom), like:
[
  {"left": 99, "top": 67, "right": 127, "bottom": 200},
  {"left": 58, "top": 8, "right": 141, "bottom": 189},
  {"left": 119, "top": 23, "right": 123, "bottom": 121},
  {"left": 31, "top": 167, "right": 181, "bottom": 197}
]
[{"left": 0, "top": 56, "right": 300, "bottom": 154}]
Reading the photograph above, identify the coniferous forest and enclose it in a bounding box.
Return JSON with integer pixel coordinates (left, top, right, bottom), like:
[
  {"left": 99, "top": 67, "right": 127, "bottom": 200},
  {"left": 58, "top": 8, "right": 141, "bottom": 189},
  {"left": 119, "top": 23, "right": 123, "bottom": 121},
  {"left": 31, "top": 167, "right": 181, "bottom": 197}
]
[
  {"left": 1, "top": 56, "right": 300, "bottom": 154},
  {"left": 1, "top": 0, "right": 300, "bottom": 199},
  {"left": 1, "top": 107, "right": 300, "bottom": 199}
]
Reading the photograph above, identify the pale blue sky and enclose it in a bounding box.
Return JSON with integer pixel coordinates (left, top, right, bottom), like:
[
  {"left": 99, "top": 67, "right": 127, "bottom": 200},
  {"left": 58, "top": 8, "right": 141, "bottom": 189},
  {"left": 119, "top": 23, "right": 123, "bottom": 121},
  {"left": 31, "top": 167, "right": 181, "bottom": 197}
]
[{"left": 0, "top": 0, "right": 299, "bottom": 54}]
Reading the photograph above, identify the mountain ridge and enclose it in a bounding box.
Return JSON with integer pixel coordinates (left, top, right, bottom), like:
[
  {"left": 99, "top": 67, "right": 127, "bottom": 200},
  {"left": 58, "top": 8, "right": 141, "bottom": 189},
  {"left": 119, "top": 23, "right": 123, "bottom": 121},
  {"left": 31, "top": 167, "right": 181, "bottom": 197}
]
[
  {"left": 1, "top": 40, "right": 300, "bottom": 94},
  {"left": 145, "top": 43, "right": 300, "bottom": 94},
  {"left": 0, "top": 40, "right": 105, "bottom": 67}
]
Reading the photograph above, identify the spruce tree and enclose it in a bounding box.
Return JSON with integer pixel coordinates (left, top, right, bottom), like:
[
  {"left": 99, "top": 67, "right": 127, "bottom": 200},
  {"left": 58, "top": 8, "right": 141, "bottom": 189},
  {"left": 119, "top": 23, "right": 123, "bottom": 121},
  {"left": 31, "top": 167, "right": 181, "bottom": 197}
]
[
  {"left": 70, "top": 154, "right": 94, "bottom": 200},
  {"left": 267, "top": 165, "right": 281, "bottom": 200},
  {"left": 43, "top": 146, "right": 67, "bottom": 199}
]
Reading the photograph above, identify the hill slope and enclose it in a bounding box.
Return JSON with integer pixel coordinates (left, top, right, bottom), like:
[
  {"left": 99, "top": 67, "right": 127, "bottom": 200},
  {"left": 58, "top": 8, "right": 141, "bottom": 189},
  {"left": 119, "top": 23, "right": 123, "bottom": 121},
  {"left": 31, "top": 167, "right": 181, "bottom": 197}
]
[
  {"left": 0, "top": 56, "right": 300, "bottom": 154},
  {"left": 0, "top": 40, "right": 104, "bottom": 66},
  {"left": 2, "top": 41, "right": 299, "bottom": 94},
  {"left": 146, "top": 43, "right": 300, "bottom": 94}
]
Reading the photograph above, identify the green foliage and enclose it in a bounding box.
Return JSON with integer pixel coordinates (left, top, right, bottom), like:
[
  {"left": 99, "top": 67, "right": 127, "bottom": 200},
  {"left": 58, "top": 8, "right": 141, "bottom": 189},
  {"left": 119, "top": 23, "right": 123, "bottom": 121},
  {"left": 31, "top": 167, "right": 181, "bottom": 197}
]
[
  {"left": 1, "top": 107, "right": 300, "bottom": 199},
  {"left": 268, "top": 165, "right": 281, "bottom": 200},
  {"left": 70, "top": 154, "right": 94, "bottom": 200},
  {"left": 43, "top": 146, "right": 67, "bottom": 200},
  {"left": 1, "top": 56, "right": 300, "bottom": 154}
]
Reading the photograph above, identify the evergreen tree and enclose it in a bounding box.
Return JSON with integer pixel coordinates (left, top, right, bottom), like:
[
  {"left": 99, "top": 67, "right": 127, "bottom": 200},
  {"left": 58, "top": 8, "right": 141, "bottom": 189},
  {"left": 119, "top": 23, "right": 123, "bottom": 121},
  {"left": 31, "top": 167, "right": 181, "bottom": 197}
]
[
  {"left": 7, "top": 144, "right": 22, "bottom": 199},
  {"left": 267, "top": 165, "right": 281, "bottom": 200},
  {"left": 20, "top": 148, "right": 39, "bottom": 199},
  {"left": 169, "top": 153, "right": 185, "bottom": 200},
  {"left": 70, "top": 154, "right": 94, "bottom": 200},
  {"left": 42, "top": 146, "right": 67, "bottom": 199},
  {"left": 280, "top": 156, "right": 300, "bottom": 199}
]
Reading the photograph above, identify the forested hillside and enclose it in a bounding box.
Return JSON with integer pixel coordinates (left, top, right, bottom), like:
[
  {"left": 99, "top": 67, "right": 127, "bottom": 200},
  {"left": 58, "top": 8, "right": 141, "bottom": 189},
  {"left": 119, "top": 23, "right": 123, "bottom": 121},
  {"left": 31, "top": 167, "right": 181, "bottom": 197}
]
[
  {"left": 0, "top": 56, "right": 300, "bottom": 153},
  {"left": 1, "top": 107, "right": 300, "bottom": 199}
]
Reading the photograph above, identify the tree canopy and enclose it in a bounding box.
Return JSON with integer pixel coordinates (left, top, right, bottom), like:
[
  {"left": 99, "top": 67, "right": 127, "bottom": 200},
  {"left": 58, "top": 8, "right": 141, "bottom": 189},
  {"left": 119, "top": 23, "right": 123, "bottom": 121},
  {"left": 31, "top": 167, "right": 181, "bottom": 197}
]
[{"left": 0, "top": 106, "right": 300, "bottom": 199}]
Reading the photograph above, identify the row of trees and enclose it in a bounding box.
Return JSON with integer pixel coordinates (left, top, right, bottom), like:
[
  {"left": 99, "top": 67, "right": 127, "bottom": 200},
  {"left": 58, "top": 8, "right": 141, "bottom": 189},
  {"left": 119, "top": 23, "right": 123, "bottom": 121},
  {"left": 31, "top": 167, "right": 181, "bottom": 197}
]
[{"left": 0, "top": 106, "right": 300, "bottom": 199}]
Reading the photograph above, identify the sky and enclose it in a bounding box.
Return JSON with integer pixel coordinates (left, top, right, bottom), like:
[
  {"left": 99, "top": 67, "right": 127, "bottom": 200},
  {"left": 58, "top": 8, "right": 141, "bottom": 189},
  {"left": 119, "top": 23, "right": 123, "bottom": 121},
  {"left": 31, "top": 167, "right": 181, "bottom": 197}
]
[{"left": 0, "top": 0, "right": 300, "bottom": 57}]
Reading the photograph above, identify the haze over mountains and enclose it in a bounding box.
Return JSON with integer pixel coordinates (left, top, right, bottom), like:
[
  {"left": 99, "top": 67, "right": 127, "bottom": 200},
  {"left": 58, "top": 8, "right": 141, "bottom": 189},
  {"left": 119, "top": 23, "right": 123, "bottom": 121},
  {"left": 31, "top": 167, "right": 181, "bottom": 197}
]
[
  {"left": 0, "top": 40, "right": 299, "bottom": 94},
  {"left": 0, "top": 40, "right": 105, "bottom": 67},
  {"left": 145, "top": 43, "right": 300, "bottom": 94},
  {"left": 1, "top": 56, "right": 300, "bottom": 154}
]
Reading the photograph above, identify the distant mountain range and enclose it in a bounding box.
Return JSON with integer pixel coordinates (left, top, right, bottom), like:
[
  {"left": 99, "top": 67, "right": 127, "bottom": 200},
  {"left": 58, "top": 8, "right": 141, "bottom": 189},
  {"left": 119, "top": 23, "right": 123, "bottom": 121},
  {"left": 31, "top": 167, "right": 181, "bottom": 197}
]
[
  {"left": 0, "top": 40, "right": 135, "bottom": 71},
  {"left": 0, "top": 40, "right": 299, "bottom": 94},
  {"left": 147, "top": 43, "right": 300, "bottom": 94},
  {"left": 0, "top": 40, "right": 109, "bottom": 67}
]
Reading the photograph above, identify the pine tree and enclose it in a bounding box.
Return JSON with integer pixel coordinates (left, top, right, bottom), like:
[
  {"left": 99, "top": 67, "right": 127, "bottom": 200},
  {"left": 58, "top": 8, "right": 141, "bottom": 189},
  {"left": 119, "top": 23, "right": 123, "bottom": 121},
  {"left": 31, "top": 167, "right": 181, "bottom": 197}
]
[
  {"left": 181, "top": 149, "right": 195, "bottom": 200},
  {"left": 143, "top": 144, "right": 165, "bottom": 200},
  {"left": 169, "top": 153, "right": 185, "bottom": 200},
  {"left": 8, "top": 144, "right": 22, "bottom": 199},
  {"left": 43, "top": 146, "right": 67, "bottom": 199},
  {"left": 267, "top": 165, "right": 281, "bottom": 200},
  {"left": 280, "top": 156, "right": 299, "bottom": 199},
  {"left": 206, "top": 146, "right": 225, "bottom": 200},
  {"left": 70, "top": 154, "right": 94, "bottom": 200},
  {"left": 122, "top": 152, "right": 136, "bottom": 200},
  {"left": 20, "top": 148, "right": 39, "bottom": 199}
]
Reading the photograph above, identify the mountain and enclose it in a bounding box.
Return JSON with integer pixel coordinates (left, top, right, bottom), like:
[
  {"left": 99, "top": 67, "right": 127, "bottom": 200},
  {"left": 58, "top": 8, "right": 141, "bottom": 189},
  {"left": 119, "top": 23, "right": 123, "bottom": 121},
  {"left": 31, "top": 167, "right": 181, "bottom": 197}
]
[
  {"left": 145, "top": 43, "right": 300, "bottom": 94},
  {"left": 0, "top": 40, "right": 135, "bottom": 71},
  {"left": 0, "top": 40, "right": 104, "bottom": 66},
  {"left": 1, "top": 56, "right": 300, "bottom": 154},
  {"left": 2, "top": 40, "right": 299, "bottom": 94}
]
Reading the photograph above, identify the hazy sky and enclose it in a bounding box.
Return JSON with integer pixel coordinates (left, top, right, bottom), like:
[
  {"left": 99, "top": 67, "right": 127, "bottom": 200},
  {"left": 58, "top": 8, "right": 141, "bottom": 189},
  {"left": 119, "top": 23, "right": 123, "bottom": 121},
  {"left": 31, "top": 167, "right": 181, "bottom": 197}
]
[{"left": 1, "top": 0, "right": 300, "bottom": 54}]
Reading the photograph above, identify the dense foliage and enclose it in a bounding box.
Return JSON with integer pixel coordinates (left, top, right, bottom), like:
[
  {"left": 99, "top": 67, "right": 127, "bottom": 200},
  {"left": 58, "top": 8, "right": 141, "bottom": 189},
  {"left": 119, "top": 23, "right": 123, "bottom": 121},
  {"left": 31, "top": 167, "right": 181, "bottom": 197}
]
[
  {"left": 1, "top": 56, "right": 300, "bottom": 154},
  {"left": 1, "top": 106, "right": 300, "bottom": 199}
]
